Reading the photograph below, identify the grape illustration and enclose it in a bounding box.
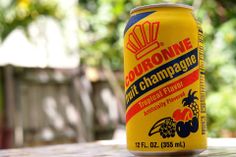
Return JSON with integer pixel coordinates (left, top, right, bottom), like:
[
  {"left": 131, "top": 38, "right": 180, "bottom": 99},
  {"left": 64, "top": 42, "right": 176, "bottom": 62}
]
[
  {"left": 159, "top": 118, "right": 176, "bottom": 138},
  {"left": 148, "top": 117, "right": 176, "bottom": 138}
]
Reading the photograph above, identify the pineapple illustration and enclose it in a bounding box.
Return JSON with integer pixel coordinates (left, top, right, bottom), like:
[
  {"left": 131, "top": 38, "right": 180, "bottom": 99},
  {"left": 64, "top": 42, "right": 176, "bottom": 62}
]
[{"left": 182, "top": 90, "right": 199, "bottom": 117}]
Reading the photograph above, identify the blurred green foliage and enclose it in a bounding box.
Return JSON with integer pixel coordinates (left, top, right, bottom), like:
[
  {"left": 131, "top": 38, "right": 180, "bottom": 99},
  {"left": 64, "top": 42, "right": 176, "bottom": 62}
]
[
  {"left": 1, "top": 0, "right": 236, "bottom": 137},
  {"left": 0, "top": 0, "right": 63, "bottom": 41}
]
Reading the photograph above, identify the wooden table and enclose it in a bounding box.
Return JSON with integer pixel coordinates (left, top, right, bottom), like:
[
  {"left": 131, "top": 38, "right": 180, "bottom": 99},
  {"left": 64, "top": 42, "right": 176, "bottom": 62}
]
[{"left": 0, "top": 138, "right": 235, "bottom": 156}]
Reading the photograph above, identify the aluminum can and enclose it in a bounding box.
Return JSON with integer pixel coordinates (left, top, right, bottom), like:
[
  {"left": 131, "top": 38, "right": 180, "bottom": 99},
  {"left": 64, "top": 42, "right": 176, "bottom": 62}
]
[{"left": 124, "top": 3, "right": 207, "bottom": 156}]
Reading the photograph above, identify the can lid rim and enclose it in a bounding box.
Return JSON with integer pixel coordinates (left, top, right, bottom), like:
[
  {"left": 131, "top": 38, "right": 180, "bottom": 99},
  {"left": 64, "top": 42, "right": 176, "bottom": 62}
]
[{"left": 131, "top": 3, "right": 193, "bottom": 14}]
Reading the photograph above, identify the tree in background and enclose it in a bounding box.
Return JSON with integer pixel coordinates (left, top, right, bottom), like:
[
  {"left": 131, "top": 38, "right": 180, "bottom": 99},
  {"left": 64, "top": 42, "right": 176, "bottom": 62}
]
[
  {"left": 0, "top": 0, "right": 63, "bottom": 41},
  {"left": 0, "top": 0, "right": 67, "bottom": 148},
  {"left": 200, "top": 0, "right": 236, "bottom": 137}
]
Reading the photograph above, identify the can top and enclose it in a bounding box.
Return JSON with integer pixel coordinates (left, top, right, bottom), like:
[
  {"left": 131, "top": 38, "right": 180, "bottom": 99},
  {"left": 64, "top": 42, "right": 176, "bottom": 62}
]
[{"left": 130, "top": 3, "right": 193, "bottom": 14}]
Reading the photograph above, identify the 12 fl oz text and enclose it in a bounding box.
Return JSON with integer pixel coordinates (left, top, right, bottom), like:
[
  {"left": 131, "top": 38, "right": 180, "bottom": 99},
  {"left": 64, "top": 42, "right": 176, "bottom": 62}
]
[{"left": 135, "top": 141, "right": 185, "bottom": 149}]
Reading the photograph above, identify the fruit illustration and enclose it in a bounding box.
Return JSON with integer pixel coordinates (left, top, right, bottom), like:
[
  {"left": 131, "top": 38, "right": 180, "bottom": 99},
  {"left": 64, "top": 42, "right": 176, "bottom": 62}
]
[
  {"left": 173, "top": 107, "right": 193, "bottom": 122},
  {"left": 188, "top": 117, "right": 199, "bottom": 133},
  {"left": 176, "top": 121, "right": 190, "bottom": 138},
  {"left": 159, "top": 118, "right": 176, "bottom": 138},
  {"left": 176, "top": 117, "right": 199, "bottom": 138},
  {"left": 148, "top": 117, "right": 176, "bottom": 138},
  {"left": 148, "top": 89, "right": 200, "bottom": 139},
  {"left": 182, "top": 89, "right": 199, "bottom": 117}
]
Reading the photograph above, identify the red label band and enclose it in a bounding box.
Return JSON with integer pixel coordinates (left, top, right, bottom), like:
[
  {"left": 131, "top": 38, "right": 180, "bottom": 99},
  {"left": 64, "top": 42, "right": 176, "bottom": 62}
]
[{"left": 126, "top": 69, "right": 199, "bottom": 123}]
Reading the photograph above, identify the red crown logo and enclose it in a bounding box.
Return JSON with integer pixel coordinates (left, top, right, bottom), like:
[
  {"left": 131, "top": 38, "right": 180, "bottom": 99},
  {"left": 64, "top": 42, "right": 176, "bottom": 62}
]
[{"left": 126, "top": 21, "right": 161, "bottom": 60}]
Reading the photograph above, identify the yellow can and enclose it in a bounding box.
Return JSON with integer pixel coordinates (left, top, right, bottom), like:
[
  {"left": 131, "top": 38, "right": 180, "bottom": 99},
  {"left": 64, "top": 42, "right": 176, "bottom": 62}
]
[{"left": 124, "top": 3, "right": 207, "bottom": 156}]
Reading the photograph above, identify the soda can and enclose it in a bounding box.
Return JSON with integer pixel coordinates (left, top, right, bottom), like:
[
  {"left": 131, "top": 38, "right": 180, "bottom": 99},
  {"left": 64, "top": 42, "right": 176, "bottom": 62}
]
[{"left": 124, "top": 3, "right": 207, "bottom": 156}]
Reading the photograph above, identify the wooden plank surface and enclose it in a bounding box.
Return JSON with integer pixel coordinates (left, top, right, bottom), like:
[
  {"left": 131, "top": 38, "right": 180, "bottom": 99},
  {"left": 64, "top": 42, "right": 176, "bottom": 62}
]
[{"left": 0, "top": 138, "right": 235, "bottom": 157}]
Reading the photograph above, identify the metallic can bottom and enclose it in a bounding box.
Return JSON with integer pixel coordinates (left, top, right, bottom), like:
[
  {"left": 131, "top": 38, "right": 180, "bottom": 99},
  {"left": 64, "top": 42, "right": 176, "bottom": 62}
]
[{"left": 129, "top": 149, "right": 205, "bottom": 156}]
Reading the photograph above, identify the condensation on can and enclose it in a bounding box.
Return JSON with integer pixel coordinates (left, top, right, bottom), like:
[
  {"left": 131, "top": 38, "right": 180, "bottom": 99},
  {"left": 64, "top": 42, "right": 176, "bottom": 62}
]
[{"left": 124, "top": 3, "right": 207, "bottom": 156}]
